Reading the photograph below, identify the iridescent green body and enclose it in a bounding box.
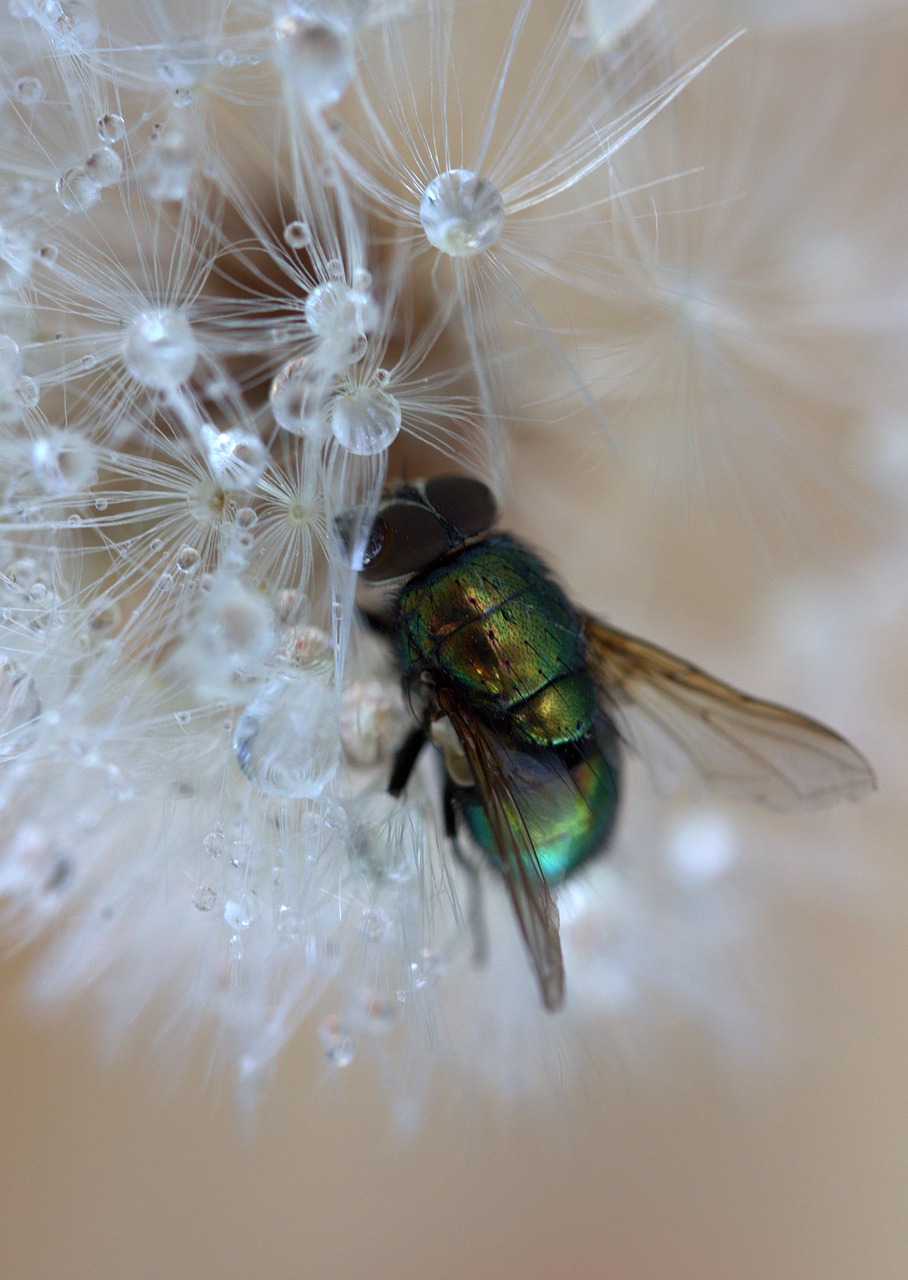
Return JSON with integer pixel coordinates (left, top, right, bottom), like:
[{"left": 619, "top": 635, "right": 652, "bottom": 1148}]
[{"left": 395, "top": 534, "right": 621, "bottom": 881}]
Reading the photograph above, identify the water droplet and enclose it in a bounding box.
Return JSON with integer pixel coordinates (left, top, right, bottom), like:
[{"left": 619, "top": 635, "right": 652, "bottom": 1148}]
[
  {"left": 13, "top": 77, "right": 43, "bottom": 105},
  {"left": 38, "top": 244, "right": 58, "bottom": 266},
  {"left": 30, "top": 432, "right": 98, "bottom": 494},
  {"left": 56, "top": 164, "right": 101, "bottom": 213},
  {"left": 203, "top": 823, "right": 225, "bottom": 857},
  {"left": 66, "top": 513, "right": 82, "bottom": 527},
  {"left": 200, "top": 424, "right": 267, "bottom": 490},
  {"left": 0, "top": 656, "right": 40, "bottom": 758},
  {"left": 218, "top": 48, "right": 237, "bottom": 68},
  {"left": 269, "top": 356, "right": 328, "bottom": 438},
  {"left": 319, "top": 1014, "right": 354, "bottom": 1067},
  {"left": 86, "top": 596, "right": 119, "bottom": 635},
  {"left": 176, "top": 544, "right": 202, "bottom": 573},
  {"left": 97, "top": 113, "right": 126, "bottom": 143},
  {"left": 331, "top": 384, "right": 401, "bottom": 456},
  {"left": 419, "top": 169, "right": 505, "bottom": 257},
  {"left": 224, "top": 895, "right": 260, "bottom": 931},
  {"left": 84, "top": 145, "right": 122, "bottom": 188},
  {"left": 193, "top": 885, "right": 217, "bottom": 911},
  {"left": 141, "top": 133, "right": 194, "bottom": 202},
  {"left": 273, "top": 11, "right": 354, "bottom": 111},
  {"left": 234, "top": 671, "right": 340, "bottom": 798},
  {"left": 283, "top": 220, "right": 312, "bottom": 249},
  {"left": 171, "top": 86, "right": 194, "bottom": 109},
  {"left": 123, "top": 309, "right": 198, "bottom": 390},
  {"left": 306, "top": 280, "right": 377, "bottom": 342},
  {"left": 174, "top": 709, "right": 192, "bottom": 726},
  {"left": 235, "top": 506, "right": 257, "bottom": 531}
]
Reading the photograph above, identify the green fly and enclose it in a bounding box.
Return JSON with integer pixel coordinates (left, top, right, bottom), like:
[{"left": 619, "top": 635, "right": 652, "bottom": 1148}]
[{"left": 341, "top": 475, "right": 875, "bottom": 1011}]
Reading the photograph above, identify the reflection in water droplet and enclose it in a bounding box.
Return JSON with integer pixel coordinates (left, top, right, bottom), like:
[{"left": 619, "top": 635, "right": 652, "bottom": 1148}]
[{"left": 234, "top": 672, "right": 339, "bottom": 798}]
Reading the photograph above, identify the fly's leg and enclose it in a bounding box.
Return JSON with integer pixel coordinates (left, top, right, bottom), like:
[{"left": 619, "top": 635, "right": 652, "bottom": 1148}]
[
  {"left": 444, "top": 781, "right": 489, "bottom": 968},
  {"left": 388, "top": 725, "right": 427, "bottom": 797}
]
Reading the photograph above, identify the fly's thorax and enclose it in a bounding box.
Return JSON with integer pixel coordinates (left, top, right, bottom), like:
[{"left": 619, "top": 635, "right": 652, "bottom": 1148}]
[{"left": 395, "top": 535, "right": 596, "bottom": 746}]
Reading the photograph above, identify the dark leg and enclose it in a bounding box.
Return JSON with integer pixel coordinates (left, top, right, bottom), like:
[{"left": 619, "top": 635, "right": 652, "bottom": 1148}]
[
  {"left": 443, "top": 782, "right": 488, "bottom": 968},
  {"left": 388, "top": 725, "right": 428, "bottom": 797}
]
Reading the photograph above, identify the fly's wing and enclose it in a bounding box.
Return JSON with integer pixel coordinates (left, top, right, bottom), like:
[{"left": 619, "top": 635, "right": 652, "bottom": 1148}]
[
  {"left": 582, "top": 617, "right": 876, "bottom": 811},
  {"left": 437, "top": 687, "right": 565, "bottom": 1012}
]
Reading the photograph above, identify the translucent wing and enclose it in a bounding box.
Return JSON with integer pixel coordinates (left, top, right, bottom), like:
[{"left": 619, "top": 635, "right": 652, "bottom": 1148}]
[
  {"left": 437, "top": 687, "right": 565, "bottom": 1012},
  {"left": 582, "top": 617, "right": 876, "bottom": 811}
]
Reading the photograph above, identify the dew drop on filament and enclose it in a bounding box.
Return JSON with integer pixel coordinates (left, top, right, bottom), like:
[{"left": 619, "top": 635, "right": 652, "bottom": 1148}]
[
  {"left": 419, "top": 170, "right": 505, "bottom": 257},
  {"left": 234, "top": 672, "right": 340, "bottom": 798}
]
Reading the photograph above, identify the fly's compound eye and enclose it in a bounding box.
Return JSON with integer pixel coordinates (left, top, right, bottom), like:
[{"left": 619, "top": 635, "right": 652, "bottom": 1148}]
[
  {"left": 424, "top": 475, "right": 497, "bottom": 539},
  {"left": 351, "top": 501, "right": 449, "bottom": 581}
]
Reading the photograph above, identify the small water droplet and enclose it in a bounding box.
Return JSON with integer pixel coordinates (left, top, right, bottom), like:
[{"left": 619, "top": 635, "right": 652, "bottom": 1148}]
[
  {"left": 235, "top": 506, "right": 257, "bottom": 531},
  {"left": 174, "top": 709, "right": 192, "bottom": 726},
  {"left": 233, "top": 672, "right": 340, "bottom": 798},
  {"left": 13, "top": 76, "right": 44, "bottom": 105},
  {"left": 171, "top": 86, "right": 194, "bottom": 108},
  {"left": 193, "top": 885, "right": 217, "bottom": 911},
  {"left": 203, "top": 823, "right": 225, "bottom": 857},
  {"left": 419, "top": 169, "right": 505, "bottom": 257},
  {"left": 218, "top": 48, "right": 237, "bottom": 68},
  {"left": 283, "top": 219, "right": 312, "bottom": 249},
  {"left": 224, "top": 895, "right": 260, "bottom": 931},
  {"left": 176, "top": 544, "right": 201, "bottom": 573},
  {"left": 97, "top": 112, "right": 126, "bottom": 143}
]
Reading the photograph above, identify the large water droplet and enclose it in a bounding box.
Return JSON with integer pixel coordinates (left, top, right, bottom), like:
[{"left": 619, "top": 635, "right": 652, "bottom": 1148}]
[
  {"left": 56, "top": 164, "right": 101, "bottom": 213},
  {"left": 123, "top": 309, "right": 198, "bottom": 389},
  {"left": 234, "top": 671, "right": 340, "bottom": 798},
  {"left": 273, "top": 10, "right": 354, "bottom": 110},
  {"left": 419, "top": 170, "right": 505, "bottom": 257},
  {"left": 330, "top": 385, "right": 401, "bottom": 455},
  {"left": 304, "top": 280, "right": 377, "bottom": 368},
  {"left": 269, "top": 356, "right": 329, "bottom": 438},
  {"left": 84, "top": 145, "right": 122, "bottom": 189},
  {"left": 0, "top": 656, "right": 40, "bottom": 759},
  {"left": 200, "top": 425, "right": 267, "bottom": 490}
]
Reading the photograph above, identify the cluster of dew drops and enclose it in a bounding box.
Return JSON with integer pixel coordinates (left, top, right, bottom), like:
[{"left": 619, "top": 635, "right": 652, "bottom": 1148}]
[{"left": 0, "top": 0, "right": 525, "bottom": 1078}]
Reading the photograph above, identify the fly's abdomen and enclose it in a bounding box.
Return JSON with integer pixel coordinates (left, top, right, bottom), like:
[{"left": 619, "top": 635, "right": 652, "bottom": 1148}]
[
  {"left": 397, "top": 536, "right": 596, "bottom": 746},
  {"left": 460, "top": 724, "right": 621, "bottom": 883}
]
